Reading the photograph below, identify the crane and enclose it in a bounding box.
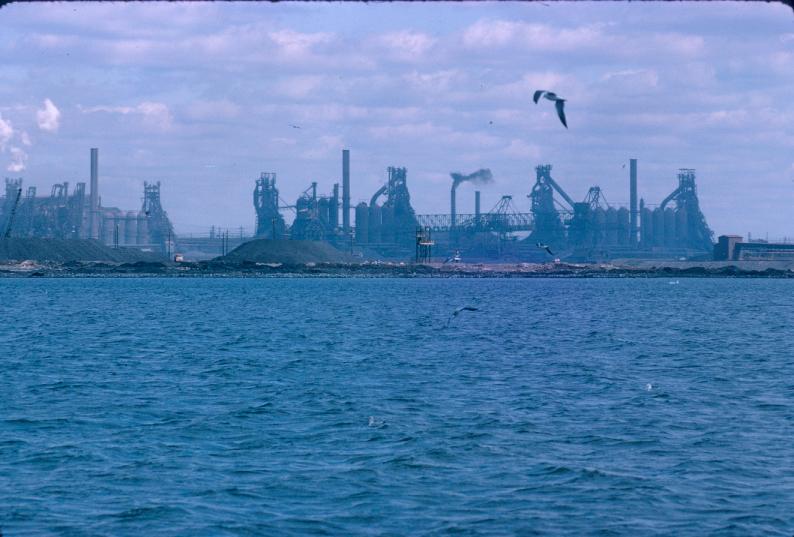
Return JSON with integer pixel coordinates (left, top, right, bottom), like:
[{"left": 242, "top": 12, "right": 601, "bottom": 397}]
[{"left": 3, "top": 187, "right": 22, "bottom": 239}]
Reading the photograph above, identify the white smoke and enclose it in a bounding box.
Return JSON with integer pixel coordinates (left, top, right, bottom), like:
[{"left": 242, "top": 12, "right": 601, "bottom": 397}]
[
  {"left": 7, "top": 147, "right": 27, "bottom": 172},
  {"left": 36, "top": 98, "right": 61, "bottom": 132}
]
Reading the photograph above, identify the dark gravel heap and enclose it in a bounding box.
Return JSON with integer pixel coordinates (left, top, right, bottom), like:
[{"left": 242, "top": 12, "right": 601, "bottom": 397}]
[{"left": 0, "top": 238, "right": 162, "bottom": 263}]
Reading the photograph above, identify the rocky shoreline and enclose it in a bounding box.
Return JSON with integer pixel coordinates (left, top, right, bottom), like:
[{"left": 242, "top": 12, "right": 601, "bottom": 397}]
[{"left": 1, "top": 259, "right": 794, "bottom": 278}]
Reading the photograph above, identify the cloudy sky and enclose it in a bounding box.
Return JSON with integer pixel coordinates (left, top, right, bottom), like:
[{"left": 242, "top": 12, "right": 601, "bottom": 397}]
[{"left": 1, "top": 2, "right": 793, "bottom": 237}]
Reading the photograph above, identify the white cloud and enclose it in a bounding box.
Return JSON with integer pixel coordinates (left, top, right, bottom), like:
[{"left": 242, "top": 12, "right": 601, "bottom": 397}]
[
  {"left": 268, "top": 29, "right": 333, "bottom": 61},
  {"left": 7, "top": 147, "right": 27, "bottom": 172},
  {"left": 137, "top": 102, "right": 173, "bottom": 129},
  {"left": 301, "top": 134, "right": 344, "bottom": 159},
  {"left": 0, "top": 114, "right": 13, "bottom": 150},
  {"left": 80, "top": 101, "right": 173, "bottom": 130},
  {"left": 36, "top": 98, "right": 61, "bottom": 132},
  {"left": 20, "top": 131, "right": 32, "bottom": 146},
  {"left": 377, "top": 31, "right": 436, "bottom": 61},
  {"left": 503, "top": 139, "right": 542, "bottom": 159},
  {"left": 462, "top": 19, "right": 609, "bottom": 51},
  {"left": 601, "top": 69, "right": 659, "bottom": 89}
]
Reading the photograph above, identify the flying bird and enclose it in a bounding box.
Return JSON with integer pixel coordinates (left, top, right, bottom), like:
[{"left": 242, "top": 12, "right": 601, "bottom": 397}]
[
  {"left": 533, "top": 90, "right": 568, "bottom": 129},
  {"left": 447, "top": 305, "right": 479, "bottom": 327},
  {"left": 289, "top": 124, "right": 301, "bottom": 129},
  {"left": 536, "top": 242, "right": 554, "bottom": 256}
]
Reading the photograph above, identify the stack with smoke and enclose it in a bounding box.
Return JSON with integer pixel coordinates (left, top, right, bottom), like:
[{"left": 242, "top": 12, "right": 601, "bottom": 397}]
[
  {"left": 451, "top": 168, "right": 493, "bottom": 188},
  {"left": 450, "top": 168, "right": 493, "bottom": 228}
]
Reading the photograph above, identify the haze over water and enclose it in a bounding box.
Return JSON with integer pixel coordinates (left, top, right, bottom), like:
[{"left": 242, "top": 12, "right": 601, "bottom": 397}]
[{"left": 2, "top": 277, "right": 793, "bottom": 535}]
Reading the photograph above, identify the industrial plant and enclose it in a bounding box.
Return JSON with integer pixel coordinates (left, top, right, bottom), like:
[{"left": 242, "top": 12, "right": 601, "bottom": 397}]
[
  {"left": 250, "top": 151, "right": 716, "bottom": 262},
  {"left": 2, "top": 146, "right": 720, "bottom": 263},
  {"left": 0, "top": 148, "right": 176, "bottom": 255}
]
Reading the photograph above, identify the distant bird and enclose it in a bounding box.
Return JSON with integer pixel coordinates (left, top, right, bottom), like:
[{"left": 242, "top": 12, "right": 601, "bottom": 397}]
[
  {"left": 536, "top": 242, "right": 554, "bottom": 256},
  {"left": 447, "top": 305, "right": 479, "bottom": 327},
  {"left": 289, "top": 124, "right": 301, "bottom": 129},
  {"left": 533, "top": 90, "right": 568, "bottom": 128},
  {"left": 622, "top": 163, "right": 626, "bottom": 169}
]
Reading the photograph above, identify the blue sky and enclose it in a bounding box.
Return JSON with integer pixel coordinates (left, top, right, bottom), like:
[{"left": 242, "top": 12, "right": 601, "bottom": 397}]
[{"left": 1, "top": 2, "right": 793, "bottom": 237}]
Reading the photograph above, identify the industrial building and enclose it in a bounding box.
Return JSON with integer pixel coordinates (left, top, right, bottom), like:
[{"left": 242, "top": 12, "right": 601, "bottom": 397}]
[
  {"left": 0, "top": 148, "right": 176, "bottom": 255},
  {"left": 714, "top": 235, "right": 794, "bottom": 261},
  {"left": 249, "top": 150, "right": 716, "bottom": 262}
]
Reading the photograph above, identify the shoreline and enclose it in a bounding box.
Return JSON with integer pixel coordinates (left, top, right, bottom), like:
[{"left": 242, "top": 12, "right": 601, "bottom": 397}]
[{"left": 2, "top": 260, "right": 794, "bottom": 279}]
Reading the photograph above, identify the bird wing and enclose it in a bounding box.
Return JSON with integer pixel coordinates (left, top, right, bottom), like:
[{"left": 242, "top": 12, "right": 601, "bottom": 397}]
[
  {"left": 533, "top": 90, "right": 545, "bottom": 104},
  {"left": 555, "top": 99, "right": 568, "bottom": 128}
]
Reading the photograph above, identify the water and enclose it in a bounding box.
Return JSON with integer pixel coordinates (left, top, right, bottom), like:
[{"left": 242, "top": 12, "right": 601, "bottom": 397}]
[{"left": 2, "top": 277, "right": 794, "bottom": 535}]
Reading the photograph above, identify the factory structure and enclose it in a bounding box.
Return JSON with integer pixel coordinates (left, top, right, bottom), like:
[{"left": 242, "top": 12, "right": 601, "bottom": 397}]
[
  {"left": 2, "top": 145, "right": 717, "bottom": 263},
  {"left": 0, "top": 148, "right": 176, "bottom": 254},
  {"left": 252, "top": 150, "right": 715, "bottom": 262}
]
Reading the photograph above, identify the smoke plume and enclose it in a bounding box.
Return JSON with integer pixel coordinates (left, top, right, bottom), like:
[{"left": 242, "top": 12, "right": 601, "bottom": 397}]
[{"left": 450, "top": 168, "right": 493, "bottom": 189}]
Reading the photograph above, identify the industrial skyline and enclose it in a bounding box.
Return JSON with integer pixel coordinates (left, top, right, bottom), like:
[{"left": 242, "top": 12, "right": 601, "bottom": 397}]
[{"left": 1, "top": 2, "right": 793, "bottom": 237}]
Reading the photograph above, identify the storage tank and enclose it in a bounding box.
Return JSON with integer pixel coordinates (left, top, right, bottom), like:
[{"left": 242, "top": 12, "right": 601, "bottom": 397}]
[
  {"left": 125, "top": 211, "right": 138, "bottom": 246},
  {"left": 355, "top": 202, "right": 369, "bottom": 244},
  {"left": 381, "top": 205, "right": 395, "bottom": 244},
  {"left": 675, "top": 207, "right": 688, "bottom": 245},
  {"left": 617, "top": 207, "right": 630, "bottom": 245},
  {"left": 664, "top": 207, "right": 676, "bottom": 247},
  {"left": 606, "top": 207, "right": 618, "bottom": 245},
  {"left": 116, "top": 215, "right": 127, "bottom": 246},
  {"left": 101, "top": 211, "right": 115, "bottom": 245},
  {"left": 368, "top": 203, "right": 381, "bottom": 244},
  {"left": 652, "top": 207, "right": 664, "bottom": 246},
  {"left": 593, "top": 207, "right": 606, "bottom": 245},
  {"left": 641, "top": 207, "right": 654, "bottom": 246},
  {"left": 137, "top": 212, "right": 149, "bottom": 246},
  {"left": 318, "top": 198, "right": 330, "bottom": 227}
]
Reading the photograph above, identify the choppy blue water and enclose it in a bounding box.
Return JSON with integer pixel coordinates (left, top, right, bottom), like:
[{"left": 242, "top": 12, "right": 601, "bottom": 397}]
[{"left": 2, "top": 278, "right": 794, "bottom": 536}]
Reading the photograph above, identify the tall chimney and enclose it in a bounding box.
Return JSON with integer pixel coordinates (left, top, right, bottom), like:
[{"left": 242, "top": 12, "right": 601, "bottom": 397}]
[
  {"left": 475, "top": 190, "right": 481, "bottom": 221},
  {"left": 450, "top": 184, "right": 457, "bottom": 229},
  {"left": 629, "top": 158, "right": 638, "bottom": 246},
  {"left": 90, "top": 148, "right": 99, "bottom": 239},
  {"left": 331, "top": 183, "right": 340, "bottom": 228},
  {"left": 342, "top": 149, "right": 350, "bottom": 233}
]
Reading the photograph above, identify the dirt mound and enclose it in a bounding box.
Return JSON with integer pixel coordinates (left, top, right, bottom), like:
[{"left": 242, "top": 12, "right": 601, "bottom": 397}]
[
  {"left": 221, "top": 239, "right": 358, "bottom": 264},
  {"left": 0, "top": 238, "right": 163, "bottom": 263}
]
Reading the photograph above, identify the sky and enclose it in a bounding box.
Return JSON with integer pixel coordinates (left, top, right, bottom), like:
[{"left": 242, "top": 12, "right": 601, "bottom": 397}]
[{"left": 0, "top": 1, "right": 793, "bottom": 237}]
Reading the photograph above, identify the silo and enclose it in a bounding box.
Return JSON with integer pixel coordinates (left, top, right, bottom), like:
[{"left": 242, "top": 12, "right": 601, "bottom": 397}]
[
  {"left": 137, "top": 212, "right": 149, "bottom": 246},
  {"left": 664, "top": 207, "right": 676, "bottom": 247},
  {"left": 368, "top": 203, "right": 381, "bottom": 244},
  {"left": 617, "top": 207, "right": 630, "bottom": 245},
  {"left": 381, "top": 205, "right": 395, "bottom": 244},
  {"left": 318, "top": 198, "right": 330, "bottom": 227},
  {"left": 606, "top": 207, "right": 618, "bottom": 245},
  {"left": 125, "top": 211, "right": 138, "bottom": 245},
  {"left": 116, "top": 214, "right": 127, "bottom": 246},
  {"left": 593, "top": 207, "right": 606, "bottom": 245},
  {"left": 101, "top": 212, "right": 115, "bottom": 245},
  {"left": 641, "top": 207, "right": 654, "bottom": 246},
  {"left": 675, "top": 206, "right": 688, "bottom": 246},
  {"left": 652, "top": 208, "right": 664, "bottom": 246},
  {"left": 355, "top": 202, "right": 369, "bottom": 244}
]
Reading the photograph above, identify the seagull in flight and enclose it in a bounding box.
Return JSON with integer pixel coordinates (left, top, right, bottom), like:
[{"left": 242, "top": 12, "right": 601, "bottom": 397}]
[
  {"left": 447, "top": 305, "right": 479, "bottom": 327},
  {"left": 533, "top": 90, "right": 568, "bottom": 128},
  {"left": 536, "top": 242, "right": 554, "bottom": 256}
]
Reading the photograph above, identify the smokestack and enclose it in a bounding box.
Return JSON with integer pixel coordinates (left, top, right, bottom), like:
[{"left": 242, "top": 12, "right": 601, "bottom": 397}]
[
  {"left": 90, "top": 148, "right": 99, "bottom": 239},
  {"left": 630, "top": 158, "right": 638, "bottom": 245},
  {"left": 475, "top": 190, "right": 481, "bottom": 220},
  {"left": 450, "top": 183, "right": 457, "bottom": 228},
  {"left": 342, "top": 149, "right": 350, "bottom": 233},
  {"left": 331, "top": 183, "right": 339, "bottom": 228}
]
